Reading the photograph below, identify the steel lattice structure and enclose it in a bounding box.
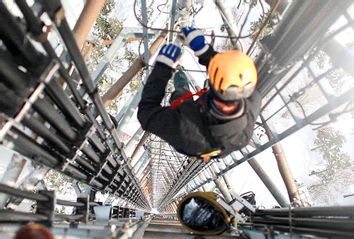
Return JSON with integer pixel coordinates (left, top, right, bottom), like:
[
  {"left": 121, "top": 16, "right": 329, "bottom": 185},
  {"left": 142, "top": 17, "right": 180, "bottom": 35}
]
[{"left": 0, "top": 0, "right": 354, "bottom": 238}]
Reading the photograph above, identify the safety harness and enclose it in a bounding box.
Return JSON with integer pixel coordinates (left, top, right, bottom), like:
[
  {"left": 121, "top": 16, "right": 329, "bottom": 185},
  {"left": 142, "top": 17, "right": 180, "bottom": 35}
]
[{"left": 170, "top": 88, "right": 208, "bottom": 109}]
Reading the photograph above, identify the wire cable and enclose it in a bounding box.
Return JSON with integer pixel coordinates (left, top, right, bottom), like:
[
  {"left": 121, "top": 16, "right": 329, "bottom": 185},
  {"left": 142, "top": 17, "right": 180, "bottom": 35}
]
[
  {"left": 156, "top": 0, "right": 169, "bottom": 14},
  {"left": 133, "top": 0, "right": 257, "bottom": 40},
  {"left": 237, "top": 2, "right": 253, "bottom": 42},
  {"left": 246, "top": 0, "right": 280, "bottom": 54}
]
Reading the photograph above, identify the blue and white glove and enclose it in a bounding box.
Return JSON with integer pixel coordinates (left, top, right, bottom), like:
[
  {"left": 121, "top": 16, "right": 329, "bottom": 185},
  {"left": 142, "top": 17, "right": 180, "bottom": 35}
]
[
  {"left": 181, "top": 27, "right": 209, "bottom": 56},
  {"left": 155, "top": 43, "right": 182, "bottom": 69}
]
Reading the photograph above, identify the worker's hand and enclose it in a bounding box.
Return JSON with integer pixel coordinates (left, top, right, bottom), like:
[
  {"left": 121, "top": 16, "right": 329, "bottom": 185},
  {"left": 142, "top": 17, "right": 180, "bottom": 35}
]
[
  {"left": 156, "top": 43, "right": 182, "bottom": 69},
  {"left": 181, "top": 27, "right": 209, "bottom": 56}
]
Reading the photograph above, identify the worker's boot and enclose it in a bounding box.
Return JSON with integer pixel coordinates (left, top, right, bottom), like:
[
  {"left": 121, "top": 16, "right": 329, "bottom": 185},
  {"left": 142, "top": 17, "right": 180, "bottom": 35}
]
[
  {"left": 170, "top": 70, "right": 190, "bottom": 103},
  {"left": 174, "top": 69, "right": 189, "bottom": 90}
]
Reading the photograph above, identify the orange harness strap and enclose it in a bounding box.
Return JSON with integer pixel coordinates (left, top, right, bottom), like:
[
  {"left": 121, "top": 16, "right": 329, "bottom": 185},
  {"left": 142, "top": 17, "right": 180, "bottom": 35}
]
[
  {"left": 171, "top": 88, "right": 207, "bottom": 109},
  {"left": 199, "top": 149, "right": 222, "bottom": 162}
]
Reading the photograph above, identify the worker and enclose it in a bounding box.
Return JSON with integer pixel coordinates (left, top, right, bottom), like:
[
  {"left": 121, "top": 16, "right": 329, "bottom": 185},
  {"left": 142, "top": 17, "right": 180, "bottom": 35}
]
[{"left": 138, "top": 27, "right": 261, "bottom": 160}]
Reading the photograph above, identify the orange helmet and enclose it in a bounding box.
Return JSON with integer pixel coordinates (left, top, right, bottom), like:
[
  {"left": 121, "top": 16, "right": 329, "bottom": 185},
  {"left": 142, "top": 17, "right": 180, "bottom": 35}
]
[{"left": 208, "top": 50, "right": 258, "bottom": 102}]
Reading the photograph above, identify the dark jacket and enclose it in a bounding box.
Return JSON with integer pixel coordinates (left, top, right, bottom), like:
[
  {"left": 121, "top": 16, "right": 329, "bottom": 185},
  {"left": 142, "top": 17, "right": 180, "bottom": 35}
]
[{"left": 137, "top": 47, "right": 261, "bottom": 158}]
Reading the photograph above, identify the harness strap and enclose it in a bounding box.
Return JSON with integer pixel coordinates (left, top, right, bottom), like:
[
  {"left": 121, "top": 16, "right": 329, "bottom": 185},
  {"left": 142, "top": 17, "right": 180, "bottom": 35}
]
[
  {"left": 171, "top": 88, "right": 207, "bottom": 109},
  {"left": 199, "top": 149, "right": 222, "bottom": 162}
]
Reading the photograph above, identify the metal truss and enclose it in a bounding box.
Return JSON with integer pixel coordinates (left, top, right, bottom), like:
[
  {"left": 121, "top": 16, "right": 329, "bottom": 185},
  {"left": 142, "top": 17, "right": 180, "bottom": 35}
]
[
  {"left": 1, "top": 0, "right": 354, "bottom": 238},
  {"left": 0, "top": 0, "right": 149, "bottom": 210}
]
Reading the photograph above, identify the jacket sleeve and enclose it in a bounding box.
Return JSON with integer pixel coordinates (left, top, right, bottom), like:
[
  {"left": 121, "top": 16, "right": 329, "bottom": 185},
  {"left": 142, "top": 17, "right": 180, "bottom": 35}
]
[
  {"left": 197, "top": 45, "right": 218, "bottom": 68},
  {"left": 137, "top": 63, "right": 182, "bottom": 142}
]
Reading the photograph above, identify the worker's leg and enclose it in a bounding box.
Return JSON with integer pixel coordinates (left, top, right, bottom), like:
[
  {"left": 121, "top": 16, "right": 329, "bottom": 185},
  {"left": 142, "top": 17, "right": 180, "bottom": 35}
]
[{"left": 170, "top": 69, "right": 190, "bottom": 103}]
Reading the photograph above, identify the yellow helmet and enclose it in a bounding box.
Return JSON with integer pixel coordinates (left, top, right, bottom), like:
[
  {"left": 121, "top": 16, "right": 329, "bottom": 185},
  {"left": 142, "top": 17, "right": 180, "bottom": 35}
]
[
  {"left": 177, "top": 192, "right": 231, "bottom": 236},
  {"left": 208, "top": 50, "right": 258, "bottom": 101}
]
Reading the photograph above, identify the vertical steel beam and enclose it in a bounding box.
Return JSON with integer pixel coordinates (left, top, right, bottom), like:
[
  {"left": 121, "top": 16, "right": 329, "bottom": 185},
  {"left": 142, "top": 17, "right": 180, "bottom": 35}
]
[
  {"left": 177, "top": 0, "right": 192, "bottom": 27},
  {"left": 214, "top": 0, "right": 244, "bottom": 50},
  {"left": 209, "top": 167, "right": 233, "bottom": 203},
  {"left": 116, "top": 86, "right": 143, "bottom": 137},
  {"left": 102, "top": 31, "right": 167, "bottom": 107},
  {"left": 131, "top": 132, "right": 150, "bottom": 163},
  {"left": 222, "top": 174, "right": 233, "bottom": 192},
  {"left": 229, "top": 149, "right": 289, "bottom": 207},
  {"left": 168, "top": 0, "right": 178, "bottom": 42},
  {"left": 247, "top": 158, "right": 289, "bottom": 207},
  {"left": 115, "top": 94, "right": 135, "bottom": 124},
  {"left": 265, "top": 0, "right": 289, "bottom": 14},
  {"left": 73, "top": 0, "right": 105, "bottom": 50},
  {"left": 125, "top": 127, "right": 144, "bottom": 154},
  {"left": 262, "top": 120, "right": 302, "bottom": 205},
  {"left": 92, "top": 27, "right": 155, "bottom": 83},
  {"left": 274, "top": 144, "right": 302, "bottom": 204},
  {"left": 141, "top": 0, "right": 150, "bottom": 66},
  {"left": 0, "top": 154, "right": 26, "bottom": 207},
  {"left": 136, "top": 154, "right": 151, "bottom": 178},
  {"left": 134, "top": 151, "right": 148, "bottom": 174}
]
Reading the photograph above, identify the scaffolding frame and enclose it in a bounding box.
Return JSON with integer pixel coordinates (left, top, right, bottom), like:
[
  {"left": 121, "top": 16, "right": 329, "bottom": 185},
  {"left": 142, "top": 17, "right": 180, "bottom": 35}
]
[{"left": 0, "top": 0, "right": 354, "bottom": 238}]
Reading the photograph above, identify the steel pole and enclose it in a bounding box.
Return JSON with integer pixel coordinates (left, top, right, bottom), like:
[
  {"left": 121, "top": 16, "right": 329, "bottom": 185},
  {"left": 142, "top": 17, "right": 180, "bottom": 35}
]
[
  {"left": 209, "top": 167, "right": 233, "bottom": 203},
  {"left": 247, "top": 158, "right": 289, "bottom": 207},
  {"left": 130, "top": 132, "right": 150, "bottom": 163},
  {"left": 272, "top": 143, "right": 302, "bottom": 204},
  {"left": 0, "top": 154, "right": 26, "bottom": 207},
  {"left": 141, "top": 0, "right": 150, "bottom": 65},
  {"left": 168, "top": 0, "right": 178, "bottom": 42},
  {"left": 177, "top": 0, "right": 192, "bottom": 27},
  {"left": 73, "top": 0, "right": 105, "bottom": 50},
  {"left": 125, "top": 127, "right": 144, "bottom": 154},
  {"left": 116, "top": 86, "right": 144, "bottom": 137},
  {"left": 214, "top": 0, "right": 244, "bottom": 50},
  {"left": 262, "top": 120, "right": 302, "bottom": 205},
  {"left": 102, "top": 31, "right": 167, "bottom": 107}
]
